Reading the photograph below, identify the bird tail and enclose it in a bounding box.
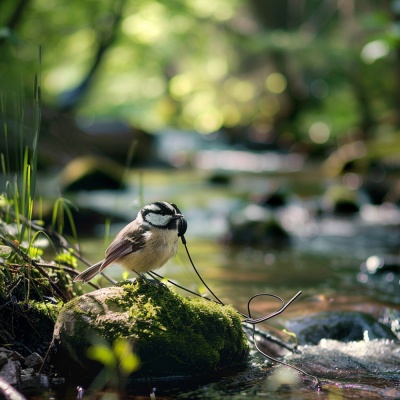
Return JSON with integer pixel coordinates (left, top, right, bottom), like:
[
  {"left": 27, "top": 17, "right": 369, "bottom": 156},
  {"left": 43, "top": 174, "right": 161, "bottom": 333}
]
[{"left": 74, "top": 261, "right": 104, "bottom": 283}]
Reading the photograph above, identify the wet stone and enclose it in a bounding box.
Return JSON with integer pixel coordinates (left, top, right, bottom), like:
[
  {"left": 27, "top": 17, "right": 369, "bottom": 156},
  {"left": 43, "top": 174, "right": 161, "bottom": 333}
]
[
  {"left": 21, "top": 368, "right": 35, "bottom": 375},
  {"left": 286, "top": 310, "right": 397, "bottom": 345},
  {"left": 9, "top": 351, "right": 25, "bottom": 362},
  {"left": 0, "top": 360, "right": 21, "bottom": 387},
  {"left": 285, "top": 338, "right": 400, "bottom": 396},
  {"left": 25, "top": 352, "right": 43, "bottom": 368},
  {"left": 0, "top": 352, "right": 8, "bottom": 367},
  {"left": 20, "top": 373, "right": 50, "bottom": 394}
]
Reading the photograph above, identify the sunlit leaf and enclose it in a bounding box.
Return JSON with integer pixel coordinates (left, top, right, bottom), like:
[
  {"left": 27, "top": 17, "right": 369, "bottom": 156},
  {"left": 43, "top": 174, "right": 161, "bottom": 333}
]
[
  {"left": 54, "top": 251, "right": 78, "bottom": 268},
  {"left": 282, "top": 329, "right": 298, "bottom": 345},
  {"left": 122, "top": 271, "right": 130, "bottom": 281},
  {"left": 113, "top": 338, "right": 140, "bottom": 375},
  {"left": 86, "top": 344, "right": 116, "bottom": 368},
  {"left": 28, "top": 246, "right": 43, "bottom": 260},
  {"left": 197, "top": 284, "right": 208, "bottom": 296}
]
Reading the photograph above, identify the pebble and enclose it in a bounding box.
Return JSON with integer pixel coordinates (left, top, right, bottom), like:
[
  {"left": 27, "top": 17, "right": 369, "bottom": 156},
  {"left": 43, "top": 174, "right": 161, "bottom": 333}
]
[{"left": 0, "top": 347, "right": 63, "bottom": 395}]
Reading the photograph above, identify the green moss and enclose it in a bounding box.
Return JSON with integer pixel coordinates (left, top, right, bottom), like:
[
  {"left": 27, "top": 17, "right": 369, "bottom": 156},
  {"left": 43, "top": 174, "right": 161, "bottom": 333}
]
[
  {"left": 0, "top": 255, "right": 64, "bottom": 354},
  {"left": 26, "top": 299, "right": 63, "bottom": 322},
  {"left": 0, "top": 298, "right": 62, "bottom": 354},
  {"left": 54, "top": 279, "right": 249, "bottom": 377}
]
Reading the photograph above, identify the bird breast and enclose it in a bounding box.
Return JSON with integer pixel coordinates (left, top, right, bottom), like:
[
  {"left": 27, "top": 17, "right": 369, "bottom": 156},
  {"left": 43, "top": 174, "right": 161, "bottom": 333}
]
[{"left": 119, "top": 228, "right": 178, "bottom": 273}]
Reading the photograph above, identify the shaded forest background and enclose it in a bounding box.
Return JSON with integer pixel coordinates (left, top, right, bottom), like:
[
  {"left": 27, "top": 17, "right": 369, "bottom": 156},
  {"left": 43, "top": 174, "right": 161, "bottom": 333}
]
[{"left": 1, "top": 0, "right": 400, "bottom": 170}]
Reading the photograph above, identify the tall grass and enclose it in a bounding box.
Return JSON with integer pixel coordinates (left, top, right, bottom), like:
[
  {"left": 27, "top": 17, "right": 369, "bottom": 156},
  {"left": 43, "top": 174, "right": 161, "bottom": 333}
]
[
  {"left": 1, "top": 48, "right": 41, "bottom": 241},
  {"left": 52, "top": 197, "right": 78, "bottom": 240},
  {"left": 0, "top": 47, "right": 82, "bottom": 304},
  {"left": 0, "top": 48, "right": 42, "bottom": 302}
]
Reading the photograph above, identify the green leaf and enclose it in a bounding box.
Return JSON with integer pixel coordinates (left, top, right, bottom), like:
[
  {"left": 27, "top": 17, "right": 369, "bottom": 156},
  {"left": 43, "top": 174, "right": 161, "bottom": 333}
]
[
  {"left": 0, "top": 245, "right": 12, "bottom": 258},
  {"left": 28, "top": 246, "right": 43, "bottom": 260},
  {"left": 86, "top": 344, "right": 116, "bottom": 369},
  {"left": 54, "top": 251, "right": 78, "bottom": 268},
  {"left": 282, "top": 329, "right": 298, "bottom": 345},
  {"left": 113, "top": 338, "right": 140, "bottom": 375}
]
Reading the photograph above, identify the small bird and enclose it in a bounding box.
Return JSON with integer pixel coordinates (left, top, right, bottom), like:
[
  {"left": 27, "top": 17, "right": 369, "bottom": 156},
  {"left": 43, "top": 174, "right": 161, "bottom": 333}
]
[{"left": 74, "top": 201, "right": 187, "bottom": 283}]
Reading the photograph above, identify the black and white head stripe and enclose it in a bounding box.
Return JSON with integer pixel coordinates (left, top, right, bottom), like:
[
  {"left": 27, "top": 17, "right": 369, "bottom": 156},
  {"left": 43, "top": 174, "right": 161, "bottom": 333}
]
[{"left": 141, "top": 201, "right": 183, "bottom": 228}]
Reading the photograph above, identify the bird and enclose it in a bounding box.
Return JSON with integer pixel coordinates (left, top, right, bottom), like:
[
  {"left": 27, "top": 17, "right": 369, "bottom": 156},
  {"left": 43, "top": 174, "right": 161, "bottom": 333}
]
[{"left": 73, "top": 201, "right": 187, "bottom": 283}]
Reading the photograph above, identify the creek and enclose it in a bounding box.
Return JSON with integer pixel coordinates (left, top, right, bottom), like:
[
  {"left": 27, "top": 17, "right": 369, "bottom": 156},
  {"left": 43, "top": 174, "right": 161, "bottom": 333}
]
[{"left": 42, "top": 167, "right": 400, "bottom": 399}]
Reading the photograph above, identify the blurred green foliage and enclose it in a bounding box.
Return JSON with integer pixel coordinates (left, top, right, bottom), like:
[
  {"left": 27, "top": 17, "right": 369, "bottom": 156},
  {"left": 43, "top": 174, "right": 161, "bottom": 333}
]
[
  {"left": 1, "top": 0, "right": 399, "bottom": 145},
  {"left": 86, "top": 336, "right": 140, "bottom": 391}
]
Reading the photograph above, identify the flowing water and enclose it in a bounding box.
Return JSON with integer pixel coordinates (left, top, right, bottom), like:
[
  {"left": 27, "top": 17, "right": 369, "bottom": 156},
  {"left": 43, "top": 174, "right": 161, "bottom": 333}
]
[{"left": 45, "top": 167, "right": 400, "bottom": 399}]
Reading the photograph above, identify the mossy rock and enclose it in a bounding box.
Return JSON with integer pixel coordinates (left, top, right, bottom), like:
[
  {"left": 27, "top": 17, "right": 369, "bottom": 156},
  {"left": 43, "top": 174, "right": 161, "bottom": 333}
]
[
  {"left": 226, "top": 205, "right": 290, "bottom": 246},
  {"left": 322, "top": 185, "right": 360, "bottom": 215},
  {"left": 59, "top": 155, "right": 126, "bottom": 192},
  {"left": 0, "top": 298, "right": 61, "bottom": 356},
  {"left": 53, "top": 280, "right": 249, "bottom": 379}
]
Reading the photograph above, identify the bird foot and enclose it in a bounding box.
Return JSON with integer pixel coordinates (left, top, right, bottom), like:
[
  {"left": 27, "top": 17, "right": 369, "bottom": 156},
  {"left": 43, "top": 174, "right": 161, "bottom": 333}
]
[{"left": 134, "top": 274, "right": 166, "bottom": 287}]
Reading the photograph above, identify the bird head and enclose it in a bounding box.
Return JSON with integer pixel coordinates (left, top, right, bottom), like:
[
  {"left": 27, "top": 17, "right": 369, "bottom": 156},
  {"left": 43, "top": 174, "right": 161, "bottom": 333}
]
[{"left": 141, "top": 201, "right": 187, "bottom": 236}]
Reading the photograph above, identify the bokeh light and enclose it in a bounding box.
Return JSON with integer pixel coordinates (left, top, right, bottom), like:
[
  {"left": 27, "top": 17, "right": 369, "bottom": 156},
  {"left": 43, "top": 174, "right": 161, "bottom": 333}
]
[
  {"left": 265, "top": 73, "right": 287, "bottom": 94},
  {"left": 361, "top": 40, "right": 389, "bottom": 64},
  {"left": 308, "top": 121, "right": 330, "bottom": 144}
]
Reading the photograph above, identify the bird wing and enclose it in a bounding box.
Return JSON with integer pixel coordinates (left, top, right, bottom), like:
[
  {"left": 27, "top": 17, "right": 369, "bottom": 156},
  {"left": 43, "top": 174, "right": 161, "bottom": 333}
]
[{"left": 99, "top": 226, "right": 148, "bottom": 271}]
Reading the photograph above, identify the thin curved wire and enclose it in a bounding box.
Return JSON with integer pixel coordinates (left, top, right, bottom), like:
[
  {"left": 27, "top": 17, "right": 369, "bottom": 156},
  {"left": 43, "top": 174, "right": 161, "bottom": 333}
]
[
  {"left": 180, "top": 235, "right": 225, "bottom": 305},
  {"left": 175, "top": 235, "right": 321, "bottom": 388},
  {"left": 244, "top": 291, "right": 302, "bottom": 324},
  {"left": 246, "top": 293, "right": 321, "bottom": 387}
]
